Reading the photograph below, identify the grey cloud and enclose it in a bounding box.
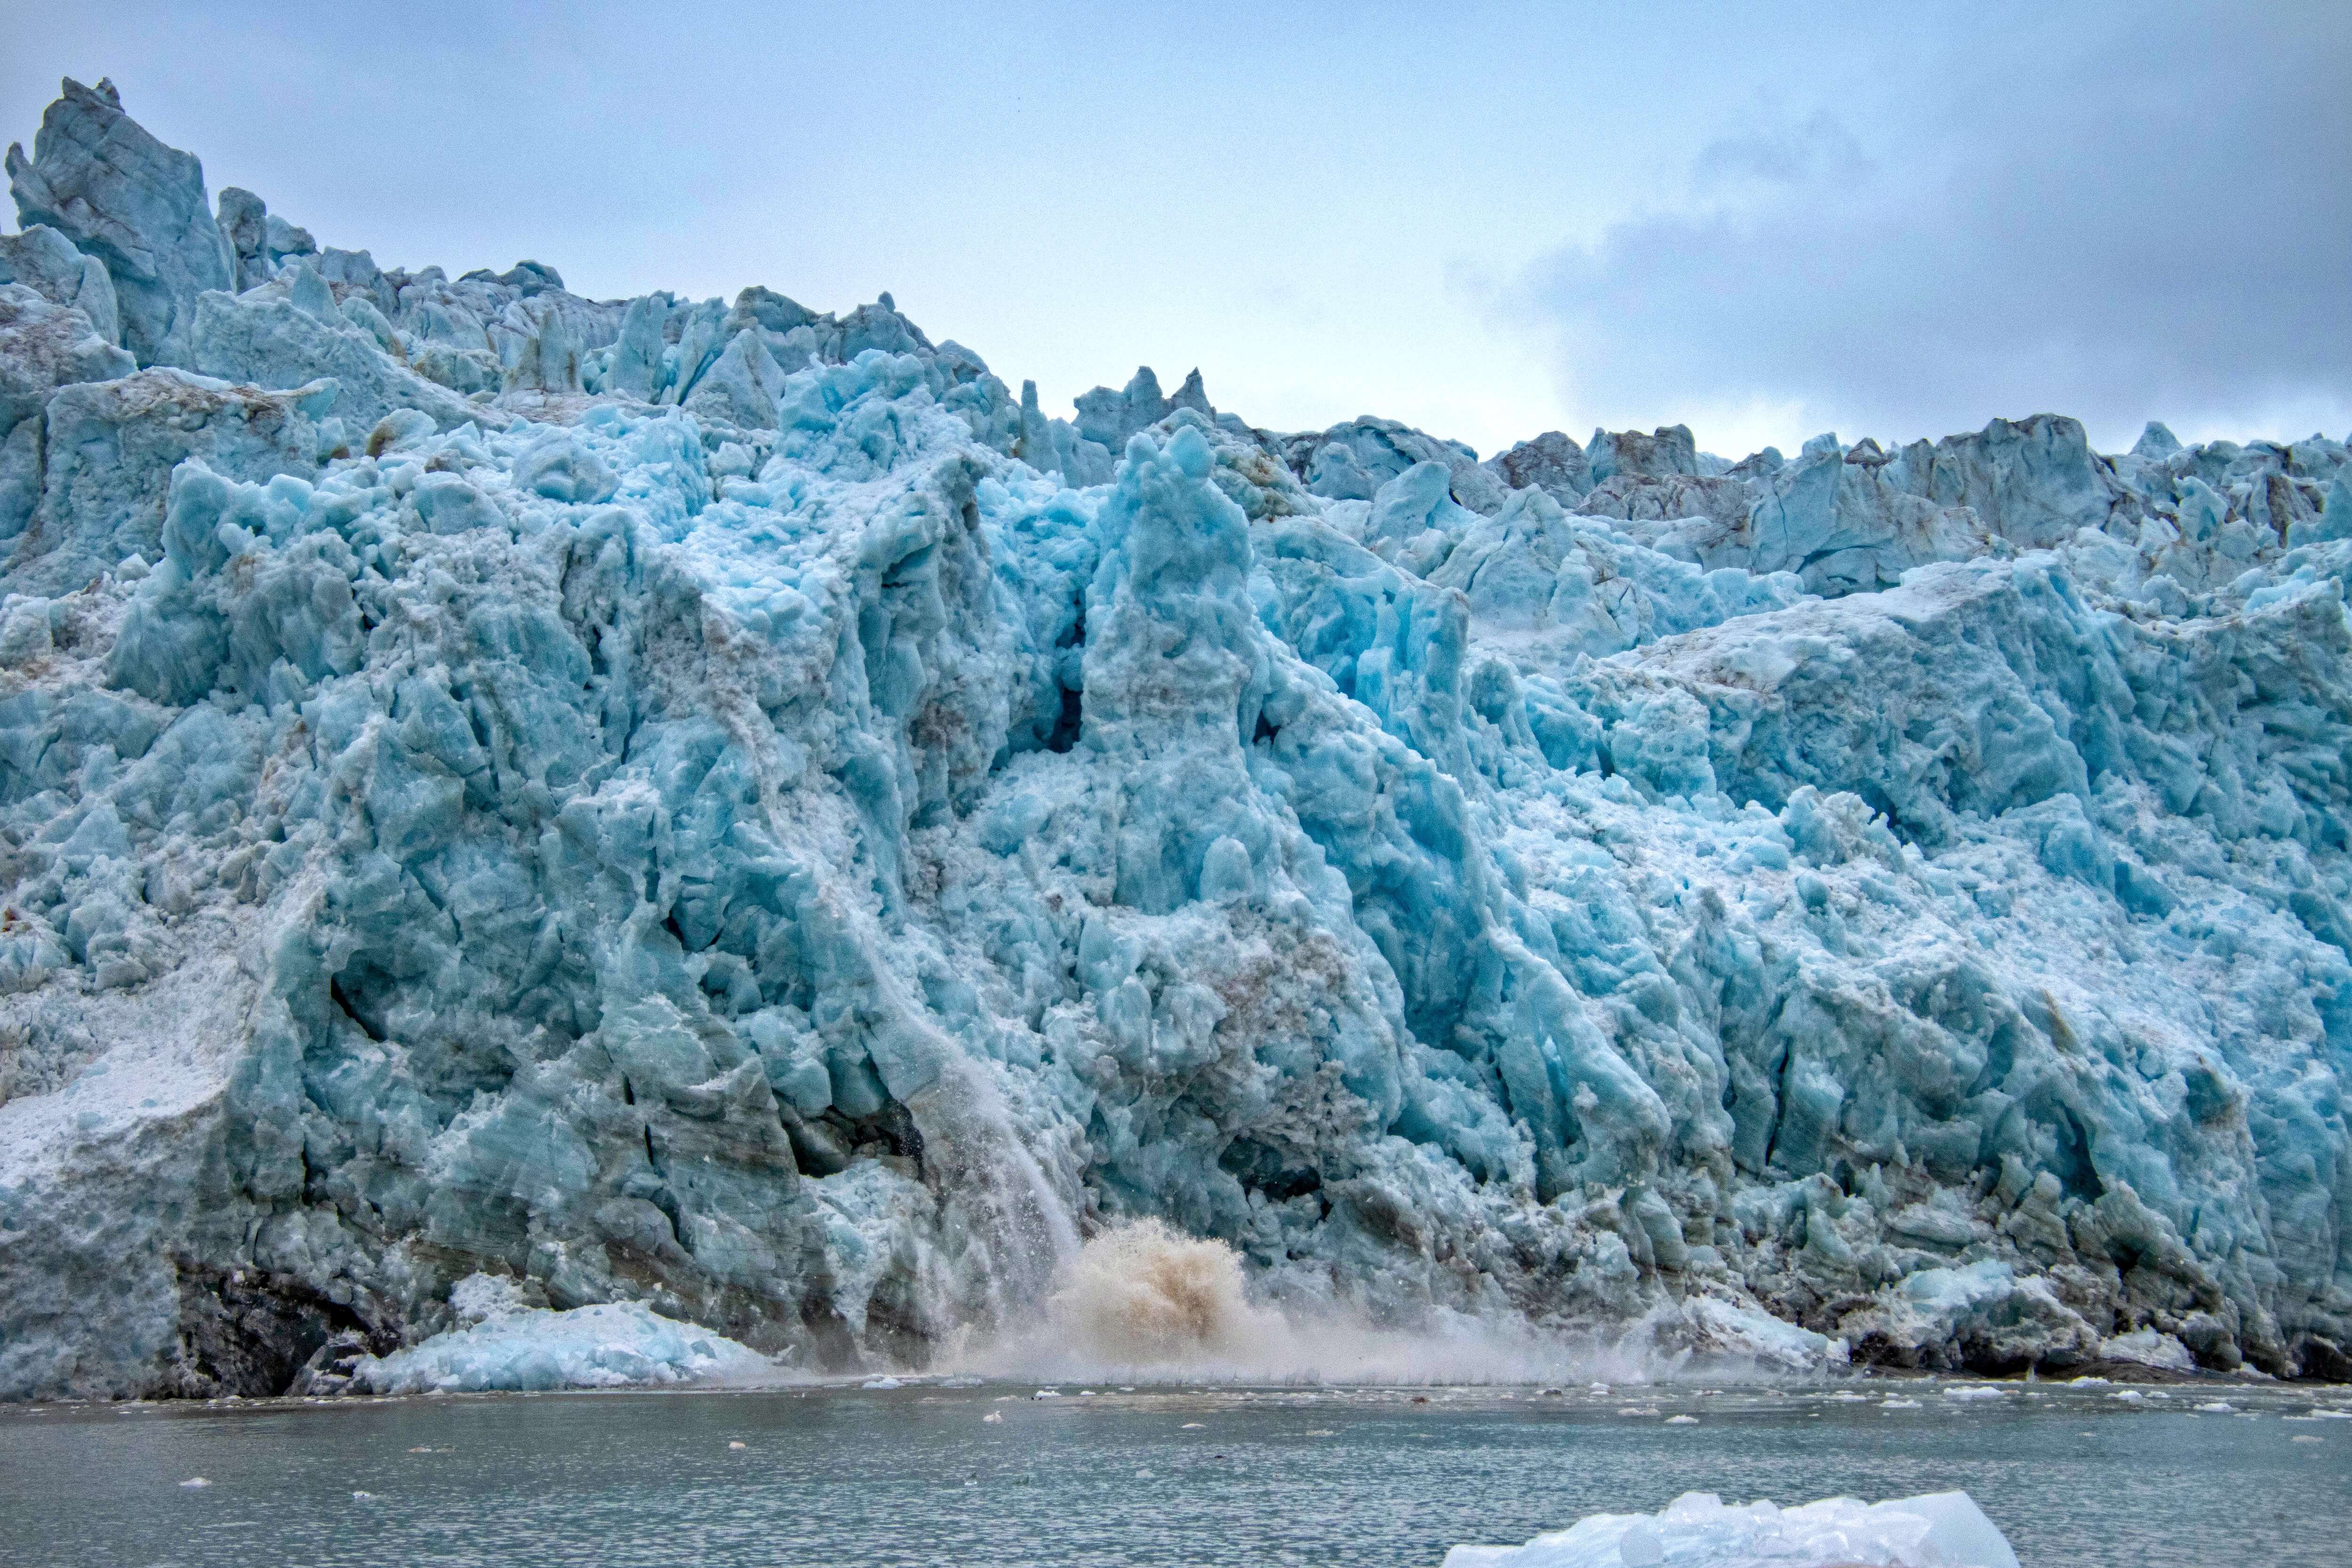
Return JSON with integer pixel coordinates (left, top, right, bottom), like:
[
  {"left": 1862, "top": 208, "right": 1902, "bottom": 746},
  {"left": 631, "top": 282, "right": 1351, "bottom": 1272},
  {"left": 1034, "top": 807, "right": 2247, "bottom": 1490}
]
[
  {"left": 1515, "top": 4, "right": 2352, "bottom": 451},
  {"left": 1690, "top": 111, "right": 1871, "bottom": 193}
]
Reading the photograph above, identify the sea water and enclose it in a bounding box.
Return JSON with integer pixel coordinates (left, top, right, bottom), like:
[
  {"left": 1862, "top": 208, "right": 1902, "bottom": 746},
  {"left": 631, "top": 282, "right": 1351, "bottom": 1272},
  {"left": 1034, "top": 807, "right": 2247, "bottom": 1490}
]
[{"left": 2, "top": 1379, "right": 2346, "bottom": 1567}]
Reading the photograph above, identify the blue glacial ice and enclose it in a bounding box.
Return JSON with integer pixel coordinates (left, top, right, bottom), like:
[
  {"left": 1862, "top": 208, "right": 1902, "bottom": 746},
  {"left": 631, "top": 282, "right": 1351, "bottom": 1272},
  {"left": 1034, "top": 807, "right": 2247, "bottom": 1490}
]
[
  {"left": 1442, "top": 1489, "right": 2018, "bottom": 1568},
  {"left": 0, "top": 77, "right": 2348, "bottom": 1397},
  {"left": 348, "top": 1273, "right": 773, "bottom": 1394}
]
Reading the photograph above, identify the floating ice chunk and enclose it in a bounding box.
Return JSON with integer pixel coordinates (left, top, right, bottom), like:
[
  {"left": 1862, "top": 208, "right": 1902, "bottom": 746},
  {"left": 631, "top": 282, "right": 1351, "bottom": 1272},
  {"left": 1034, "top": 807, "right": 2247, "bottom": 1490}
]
[
  {"left": 1442, "top": 1489, "right": 2018, "bottom": 1568},
  {"left": 350, "top": 1301, "right": 771, "bottom": 1393},
  {"left": 2099, "top": 1329, "right": 2197, "bottom": 1372}
]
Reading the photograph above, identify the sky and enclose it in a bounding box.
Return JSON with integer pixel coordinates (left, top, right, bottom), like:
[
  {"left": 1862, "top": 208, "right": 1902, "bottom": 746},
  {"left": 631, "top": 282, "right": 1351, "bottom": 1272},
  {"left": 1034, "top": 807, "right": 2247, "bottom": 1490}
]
[{"left": 3, "top": 0, "right": 2344, "bottom": 459}]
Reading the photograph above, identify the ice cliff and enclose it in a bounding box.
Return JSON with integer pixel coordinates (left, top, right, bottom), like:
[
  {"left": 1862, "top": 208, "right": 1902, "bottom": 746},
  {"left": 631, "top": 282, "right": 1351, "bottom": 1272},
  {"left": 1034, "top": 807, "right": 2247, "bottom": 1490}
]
[{"left": 0, "top": 78, "right": 2348, "bottom": 1398}]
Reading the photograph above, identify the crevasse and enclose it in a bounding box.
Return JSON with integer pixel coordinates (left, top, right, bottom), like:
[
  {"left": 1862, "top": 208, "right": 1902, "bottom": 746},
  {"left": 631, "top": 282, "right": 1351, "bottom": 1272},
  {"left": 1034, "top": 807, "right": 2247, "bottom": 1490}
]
[{"left": 0, "top": 76, "right": 2347, "bottom": 1398}]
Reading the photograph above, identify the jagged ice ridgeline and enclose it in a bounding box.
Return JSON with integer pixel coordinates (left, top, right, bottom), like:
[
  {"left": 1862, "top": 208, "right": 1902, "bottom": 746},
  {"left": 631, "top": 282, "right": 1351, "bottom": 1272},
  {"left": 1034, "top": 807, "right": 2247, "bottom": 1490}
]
[{"left": 0, "top": 77, "right": 2349, "bottom": 1399}]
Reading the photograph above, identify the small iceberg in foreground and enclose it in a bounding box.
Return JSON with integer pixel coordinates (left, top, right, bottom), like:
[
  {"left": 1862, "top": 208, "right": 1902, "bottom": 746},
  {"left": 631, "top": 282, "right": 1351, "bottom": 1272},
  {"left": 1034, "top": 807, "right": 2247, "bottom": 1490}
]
[
  {"left": 353, "top": 1277, "right": 773, "bottom": 1393},
  {"left": 1443, "top": 1489, "right": 2017, "bottom": 1568}
]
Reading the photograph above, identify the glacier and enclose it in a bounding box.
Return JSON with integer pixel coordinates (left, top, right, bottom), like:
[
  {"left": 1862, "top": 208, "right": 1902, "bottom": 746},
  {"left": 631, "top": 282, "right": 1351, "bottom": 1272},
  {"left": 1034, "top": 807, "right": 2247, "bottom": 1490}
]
[{"left": 0, "top": 75, "right": 2348, "bottom": 1399}]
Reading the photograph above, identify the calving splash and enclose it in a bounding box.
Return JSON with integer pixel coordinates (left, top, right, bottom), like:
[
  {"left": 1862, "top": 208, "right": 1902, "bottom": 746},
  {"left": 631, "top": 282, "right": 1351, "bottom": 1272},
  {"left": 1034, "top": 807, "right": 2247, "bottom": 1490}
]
[
  {"left": 958, "top": 1220, "right": 1826, "bottom": 1384},
  {"left": 1, "top": 77, "right": 2350, "bottom": 1400},
  {"left": 351, "top": 1219, "right": 1820, "bottom": 1393}
]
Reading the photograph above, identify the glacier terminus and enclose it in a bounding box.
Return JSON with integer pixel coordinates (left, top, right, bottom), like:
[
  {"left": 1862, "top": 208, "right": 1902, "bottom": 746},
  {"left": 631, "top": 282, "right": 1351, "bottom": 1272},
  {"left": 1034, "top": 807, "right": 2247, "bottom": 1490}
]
[{"left": 0, "top": 77, "right": 2349, "bottom": 1400}]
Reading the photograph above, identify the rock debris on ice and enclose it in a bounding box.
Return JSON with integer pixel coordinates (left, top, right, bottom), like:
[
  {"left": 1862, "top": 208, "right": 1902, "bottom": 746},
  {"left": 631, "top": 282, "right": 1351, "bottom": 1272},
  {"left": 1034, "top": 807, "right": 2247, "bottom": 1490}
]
[{"left": 0, "top": 77, "right": 2350, "bottom": 1399}]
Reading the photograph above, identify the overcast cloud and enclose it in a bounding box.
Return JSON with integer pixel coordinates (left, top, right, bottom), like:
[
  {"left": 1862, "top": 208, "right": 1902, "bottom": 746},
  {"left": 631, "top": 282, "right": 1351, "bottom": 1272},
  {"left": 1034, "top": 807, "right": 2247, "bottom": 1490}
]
[
  {"left": 2, "top": 2, "right": 2342, "bottom": 458},
  {"left": 1513, "top": 3, "right": 2352, "bottom": 453}
]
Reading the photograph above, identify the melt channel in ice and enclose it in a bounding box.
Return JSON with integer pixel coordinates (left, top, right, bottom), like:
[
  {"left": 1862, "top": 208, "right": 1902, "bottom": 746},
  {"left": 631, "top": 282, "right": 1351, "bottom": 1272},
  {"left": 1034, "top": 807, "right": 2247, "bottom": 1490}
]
[
  {"left": 1442, "top": 1490, "right": 2019, "bottom": 1568},
  {"left": 0, "top": 73, "right": 2350, "bottom": 1400}
]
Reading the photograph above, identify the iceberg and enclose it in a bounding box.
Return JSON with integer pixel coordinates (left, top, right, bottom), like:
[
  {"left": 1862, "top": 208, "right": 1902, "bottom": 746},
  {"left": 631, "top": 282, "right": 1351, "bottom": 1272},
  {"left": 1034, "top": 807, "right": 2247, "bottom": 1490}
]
[
  {"left": 0, "top": 79, "right": 2348, "bottom": 1399},
  {"left": 350, "top": 1284, "right": 773, "bottom": 1394},
  {"left": 1443, "top": 1489, "right": 2018, "bottom": 1568}
]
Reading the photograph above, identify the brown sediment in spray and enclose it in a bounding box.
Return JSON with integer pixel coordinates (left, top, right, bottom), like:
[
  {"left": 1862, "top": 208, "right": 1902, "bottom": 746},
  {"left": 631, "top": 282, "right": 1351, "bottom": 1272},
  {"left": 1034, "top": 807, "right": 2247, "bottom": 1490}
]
[{"left": 1049, "top": 1218, "right": 1271, "bottom": 1361}]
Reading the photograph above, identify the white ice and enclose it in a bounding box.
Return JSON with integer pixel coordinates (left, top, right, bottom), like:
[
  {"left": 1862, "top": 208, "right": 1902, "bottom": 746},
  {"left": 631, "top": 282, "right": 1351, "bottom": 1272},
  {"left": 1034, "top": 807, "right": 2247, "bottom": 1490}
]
[
  {"left": 1443, "top": 1489, "right": 2018, "bottom": 1568},
  {"left": 352, "top": 1280, "right": 772, "bottom": 1394}
]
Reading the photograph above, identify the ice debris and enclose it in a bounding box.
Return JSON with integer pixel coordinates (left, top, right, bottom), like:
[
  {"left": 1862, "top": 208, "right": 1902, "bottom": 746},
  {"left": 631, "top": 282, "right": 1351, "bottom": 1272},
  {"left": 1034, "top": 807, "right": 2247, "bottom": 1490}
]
[
  {"left": 2098, "top": 1327, "right": 2199, "bottom": 1372},
  {"left": 1442, "top": 1490, "right": 2018, "bottom": 1568},
  {"left": 0, "top": 79, "right": 2349, "bottom": 1401},
  {"left": 350, "top": 1298, "right": 771, "bottom": 1394}
]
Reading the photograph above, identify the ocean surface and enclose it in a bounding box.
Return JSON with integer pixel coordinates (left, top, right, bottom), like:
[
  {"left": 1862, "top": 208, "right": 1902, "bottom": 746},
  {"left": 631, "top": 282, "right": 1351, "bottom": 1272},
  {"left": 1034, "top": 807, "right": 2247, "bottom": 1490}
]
[{"left": 2, "top": 1378, "right": 2346, "bottom": 1566}]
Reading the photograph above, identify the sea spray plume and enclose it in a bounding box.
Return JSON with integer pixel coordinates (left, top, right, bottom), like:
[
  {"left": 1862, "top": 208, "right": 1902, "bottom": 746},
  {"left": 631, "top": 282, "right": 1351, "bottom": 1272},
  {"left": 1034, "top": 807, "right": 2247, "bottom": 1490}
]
[
  {"left": 956, "top": 1220, "right": 1842, "bottom": 1385},
  {"left": 0, "top": 79, "right": 2349, "bottom": 1397},
  {"left": 1052, "top": 1217, "right": 1268, "bottom": 1362}
]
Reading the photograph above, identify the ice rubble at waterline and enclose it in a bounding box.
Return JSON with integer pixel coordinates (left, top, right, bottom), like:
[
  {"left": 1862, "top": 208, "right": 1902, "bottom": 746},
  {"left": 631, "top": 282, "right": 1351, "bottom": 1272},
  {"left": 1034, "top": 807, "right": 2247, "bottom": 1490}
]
[
  {"left": 347, "top": 1273, "right": 774, "bottom": 1395},
  {"left": 0, "top": 75, "right": 2348, "bottom": 1401}
]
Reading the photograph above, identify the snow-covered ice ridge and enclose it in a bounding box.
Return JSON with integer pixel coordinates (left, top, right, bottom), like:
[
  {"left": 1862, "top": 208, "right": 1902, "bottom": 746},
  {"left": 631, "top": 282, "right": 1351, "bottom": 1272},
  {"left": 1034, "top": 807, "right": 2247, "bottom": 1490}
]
[{"left": 0, "top": 75, "right": 2348, "bottom": 1399}]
